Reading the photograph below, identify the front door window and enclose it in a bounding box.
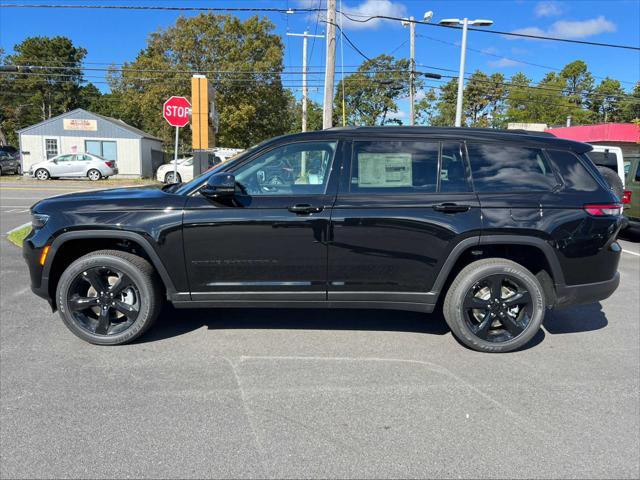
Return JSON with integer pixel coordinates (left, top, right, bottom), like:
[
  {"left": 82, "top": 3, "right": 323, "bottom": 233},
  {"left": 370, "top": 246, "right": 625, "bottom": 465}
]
[{"left": 233, "top": 141, "right": 336, "bottom": 196}]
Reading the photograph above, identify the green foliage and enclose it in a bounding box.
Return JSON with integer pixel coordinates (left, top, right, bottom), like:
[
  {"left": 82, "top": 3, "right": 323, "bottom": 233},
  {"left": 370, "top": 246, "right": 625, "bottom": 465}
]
[
  {"left": 0, "top": 36, "right": 97, "bottom": 145},
  {"left": 334, "top": 54, "right": 414, "bottom": 126},
  {"left": 110, "top": 13, "right": 290, "bottom": 148},
  {"left": 286, "top": 93, "right": 323, "bottom": 133}
]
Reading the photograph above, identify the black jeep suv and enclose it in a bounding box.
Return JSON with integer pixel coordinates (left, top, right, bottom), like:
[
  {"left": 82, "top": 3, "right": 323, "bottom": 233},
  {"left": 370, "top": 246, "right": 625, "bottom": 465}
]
[{"left": 23, "top": 127, "right": 623, "bottom": 352}]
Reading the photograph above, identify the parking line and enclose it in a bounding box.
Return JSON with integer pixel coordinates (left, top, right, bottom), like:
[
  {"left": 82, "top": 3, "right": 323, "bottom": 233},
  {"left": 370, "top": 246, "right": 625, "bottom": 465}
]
[{"left": 622, "top": 249, "right": 640, "bottom": 257}]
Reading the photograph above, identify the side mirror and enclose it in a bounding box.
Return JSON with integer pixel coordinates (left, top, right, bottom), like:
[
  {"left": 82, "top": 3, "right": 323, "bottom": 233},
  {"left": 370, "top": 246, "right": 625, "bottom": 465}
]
[{"left": 200, "top": 172, "right": 235, "bottom": 199}]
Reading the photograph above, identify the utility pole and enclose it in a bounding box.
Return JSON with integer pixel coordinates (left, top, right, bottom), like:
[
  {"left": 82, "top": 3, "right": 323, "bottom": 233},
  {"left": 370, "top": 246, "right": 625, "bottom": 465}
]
[
  {"left": 288, "top": 31, "right": 324, "bottom": 132},
  {"left": 323, "top": 0, "right": 336, "bottom": 129},
  {"left": 409, "top": 17, "right": 415, "bottom": 126}
]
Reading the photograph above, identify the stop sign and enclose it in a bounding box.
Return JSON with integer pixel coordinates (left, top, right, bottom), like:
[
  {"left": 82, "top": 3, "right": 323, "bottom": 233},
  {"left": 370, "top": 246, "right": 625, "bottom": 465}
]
[{"left": 163, "top": 96, "right": 191, "bottom": 127}]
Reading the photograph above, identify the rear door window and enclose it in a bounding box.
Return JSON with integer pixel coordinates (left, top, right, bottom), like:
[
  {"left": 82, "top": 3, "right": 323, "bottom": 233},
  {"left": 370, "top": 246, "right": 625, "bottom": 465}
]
[
  {"left": 467, "top": 143, "right": 558, "bottom": 192},
  {"left": 350, "top": 140, "right": 439, "bottom": 193},
  {"left": 545, "top": 149, "right": 599, "bottom": 192}
]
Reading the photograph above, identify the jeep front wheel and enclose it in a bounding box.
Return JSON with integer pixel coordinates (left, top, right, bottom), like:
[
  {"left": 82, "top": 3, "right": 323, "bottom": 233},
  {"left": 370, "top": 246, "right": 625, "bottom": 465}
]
[
  {"left": 56, "top": 250, "right": 162, "bottom": 345},
  {"left": 443, "top": 258, "right": 545, "bottom": 353}
]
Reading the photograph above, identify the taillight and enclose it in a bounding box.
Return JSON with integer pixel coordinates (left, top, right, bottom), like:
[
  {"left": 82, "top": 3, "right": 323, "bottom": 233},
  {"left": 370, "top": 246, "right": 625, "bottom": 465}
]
[
  {"left": 622, "top": 190, "right": 632, "bottom": 205},
  {"left": 105, "top": 161, "right": 114, "bottom": 168},
  {"left": 583, "top": 203, "right": 622, "bottom": 216}
]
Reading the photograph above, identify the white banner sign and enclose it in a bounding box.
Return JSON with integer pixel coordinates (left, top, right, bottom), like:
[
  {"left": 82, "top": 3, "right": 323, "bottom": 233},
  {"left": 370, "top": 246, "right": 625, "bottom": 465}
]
[{"left": 63, "top": 119, "right": 98, "bottom": 131}]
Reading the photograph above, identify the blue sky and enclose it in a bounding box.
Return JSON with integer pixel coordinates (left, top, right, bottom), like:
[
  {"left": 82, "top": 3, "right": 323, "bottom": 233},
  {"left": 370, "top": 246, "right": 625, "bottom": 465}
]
[{"left": 1, "top": 0, "right": 639, "bottom": 123}]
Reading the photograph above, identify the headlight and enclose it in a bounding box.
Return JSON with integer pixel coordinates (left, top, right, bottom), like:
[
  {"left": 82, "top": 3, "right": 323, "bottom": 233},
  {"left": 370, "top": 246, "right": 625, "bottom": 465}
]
[{"left": 31, "top": 213, "right": 50, "bottom": 229}]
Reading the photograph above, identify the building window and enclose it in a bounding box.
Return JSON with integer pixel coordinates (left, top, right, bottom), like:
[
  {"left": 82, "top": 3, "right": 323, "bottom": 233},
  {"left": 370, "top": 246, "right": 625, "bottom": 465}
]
[
  {"left": 45, "top": 139, "right": 58, "bottom": 159},
  {"left": 85, "top": 140, "right": 117, "bottom": 161}
]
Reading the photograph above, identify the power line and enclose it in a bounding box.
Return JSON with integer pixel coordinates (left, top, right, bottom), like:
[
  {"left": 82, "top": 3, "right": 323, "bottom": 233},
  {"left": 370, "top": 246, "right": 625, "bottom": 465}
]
[
  {"left": 0, "top": 4, "right": 322, "bottom": 13},
  {"left": 338, "top": 10, "right": 640, "bottom": 51},
  {"left": 416, "top": 33, "right": 638, "bottom": 86}
]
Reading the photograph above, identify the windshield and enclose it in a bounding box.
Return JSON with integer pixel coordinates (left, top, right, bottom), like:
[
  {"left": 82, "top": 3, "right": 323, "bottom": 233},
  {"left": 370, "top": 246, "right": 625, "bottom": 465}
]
[{"left": 174, "top": 139, "right": 271, "bottom": 195}]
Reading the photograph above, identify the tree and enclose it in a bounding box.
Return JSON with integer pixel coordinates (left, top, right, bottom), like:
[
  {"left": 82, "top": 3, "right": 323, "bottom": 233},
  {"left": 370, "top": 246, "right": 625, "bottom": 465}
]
[
  {"left": 431, "top": 78, "right": 458, "bottom": 126},
  {"left": 560, "top": 60, "right": 594, "bottom": 108},
  {"left": 111, "top": 14, "right": 290, "bottom": 148},
  {"left": 590, "top": 78, "right": 626, "bottom": 122},
  {"left": 620, "top": 82, "right": 640, "bottom": 122},
  {"left": 415, "top": 88, "right": 438, "bottom": 125},
  {"left": 1, "top": 37, "right": 93, "bottom": 145},
  {"left": 334, "top": 54, "right": 413, "bottom": 126},
  {"left": 286, "top": 93, "right": 323, "bottom": 133}
]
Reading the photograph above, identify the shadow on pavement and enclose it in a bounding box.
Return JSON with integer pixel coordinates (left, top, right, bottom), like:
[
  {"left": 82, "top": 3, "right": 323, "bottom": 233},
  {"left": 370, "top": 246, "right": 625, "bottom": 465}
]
[
  {"left": 618, "top": 227, "right": 640, "bottom": 243},
  {"left": 139, "top": 306, "right": 451, "bottom": 343},
  {"left": 543, "top": 302, "right": 608, "bottom": 334}
]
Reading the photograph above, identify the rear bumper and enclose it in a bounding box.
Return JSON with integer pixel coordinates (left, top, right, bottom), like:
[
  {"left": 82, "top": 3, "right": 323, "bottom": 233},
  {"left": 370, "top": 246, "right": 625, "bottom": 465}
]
[{"left": 554, "top": 272, "right": 620, "bottom": 309}]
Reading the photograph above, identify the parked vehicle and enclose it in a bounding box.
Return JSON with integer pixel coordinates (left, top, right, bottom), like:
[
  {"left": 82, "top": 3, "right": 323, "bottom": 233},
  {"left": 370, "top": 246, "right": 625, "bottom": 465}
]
[
  {"left": 29, "top": 153, "right": 117, "bottom": 181},
  {"left": 623, "top": 158, "right": 640, "bottom": 231},
  {"left": 0, "top": 149, "right": 22, "bottom": 175},
  {"left": 24, "top": 127, "right": 623, "bottom": 352},
  {"left": 586, "top": 145, "right": 625, "bottom": 199},
  {"left": 156, "top": 157, "right": 194, "bottom": 183}
]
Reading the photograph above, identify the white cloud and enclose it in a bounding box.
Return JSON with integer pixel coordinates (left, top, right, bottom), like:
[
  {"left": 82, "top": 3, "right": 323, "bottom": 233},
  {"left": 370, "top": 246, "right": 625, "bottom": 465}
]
[
  {"left": 509, "top": 16, "right": 616, "bottom": 40},
  {"left": 481, "top": 46, "right": 499, "bottom": 55},
  {"left": 535, "top": 1, "right": 563, "bottom": 18},
  {"left": 339, "top": 0, "right": 408, "bottom": 30},
  {"left": 488, "top": 58, "right": 523, "bottom": 68}
]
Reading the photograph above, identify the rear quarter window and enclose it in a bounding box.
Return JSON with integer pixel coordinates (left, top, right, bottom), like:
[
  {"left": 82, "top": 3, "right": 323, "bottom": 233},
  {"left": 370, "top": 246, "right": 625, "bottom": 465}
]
[
  {"left": 546, "top": 149, "right": 600, "bottom": 192},
  {"left": 467, "top": 143, "right": 558, "bottom": 192}
]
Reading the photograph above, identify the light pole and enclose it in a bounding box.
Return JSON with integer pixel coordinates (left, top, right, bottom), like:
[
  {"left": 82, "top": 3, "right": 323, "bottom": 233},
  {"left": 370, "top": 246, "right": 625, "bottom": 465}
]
[
  {"left": 438, "top": 17, "right": 493, "bottom": 127},
  {"left": 402, "top": 11, "right": 432, "bottom": 126}
]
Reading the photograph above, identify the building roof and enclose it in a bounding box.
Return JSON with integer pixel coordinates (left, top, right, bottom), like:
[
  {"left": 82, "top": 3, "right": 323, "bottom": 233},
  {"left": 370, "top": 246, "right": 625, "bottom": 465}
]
[
  {"left": 546, "top": 123, "right": 640, "bottom": 143},
  {"left": 17, "top": 108, "right": 162, "bottom": 141}
]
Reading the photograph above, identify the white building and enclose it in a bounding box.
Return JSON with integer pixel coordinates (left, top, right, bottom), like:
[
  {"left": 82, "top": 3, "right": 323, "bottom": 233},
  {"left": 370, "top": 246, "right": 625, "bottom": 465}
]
[{"left": 18, "top": 109, "right": 164, "bottom": 178}]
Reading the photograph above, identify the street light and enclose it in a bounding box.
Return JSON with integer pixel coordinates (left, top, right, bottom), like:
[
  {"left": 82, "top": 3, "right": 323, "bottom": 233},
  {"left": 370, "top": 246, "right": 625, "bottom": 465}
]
[
  {"left": 402, "top": 11, "right": 433, "bottom": 125},
  {"left": 439, "top": 17, "right": 494, "bottom": 127}
]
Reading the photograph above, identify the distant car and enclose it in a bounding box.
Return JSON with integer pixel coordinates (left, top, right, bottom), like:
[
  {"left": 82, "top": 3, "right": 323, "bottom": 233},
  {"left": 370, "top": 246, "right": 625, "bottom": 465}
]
[
  {"left": 586, "top": 145, "right": 625, "bottom": 199},
  {"left": 0, "top": 148, "right": 22, "bottom": 176},
  {"left": 623, "top": 157, "right": 639, "bottom": 231},
  {"left": 156, "top": 157, "right": 195, "bottom": 183},
  {"left": 29, "top": 153, "right": 117, "bottom": 181}
]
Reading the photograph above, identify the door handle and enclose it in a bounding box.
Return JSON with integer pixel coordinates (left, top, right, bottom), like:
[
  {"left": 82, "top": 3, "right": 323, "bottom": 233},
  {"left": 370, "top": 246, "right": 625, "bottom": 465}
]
[
  {"left": 432, "top": 203, "right": 471, "bottom": 213},
  {"left": 288, "top": 204, "right": 324, "bottom": 215}
]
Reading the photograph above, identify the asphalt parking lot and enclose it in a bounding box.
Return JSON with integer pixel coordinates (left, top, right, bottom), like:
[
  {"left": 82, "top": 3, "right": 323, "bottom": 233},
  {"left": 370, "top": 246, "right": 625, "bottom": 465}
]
[{"left": 1, "top": 180, "right": 639, "bottom": 479}]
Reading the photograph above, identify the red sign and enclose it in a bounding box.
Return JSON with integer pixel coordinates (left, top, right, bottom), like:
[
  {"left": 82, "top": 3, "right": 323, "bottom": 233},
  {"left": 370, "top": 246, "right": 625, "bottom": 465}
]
[{"left": 163, "top": 96, "right": 192, "bottom": 127}]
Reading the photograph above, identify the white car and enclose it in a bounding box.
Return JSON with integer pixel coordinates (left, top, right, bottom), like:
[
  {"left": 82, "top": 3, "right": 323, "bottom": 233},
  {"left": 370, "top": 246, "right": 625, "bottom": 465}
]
[
  {"left": 586, "top": 145, "right": 625, "bottom": 199},
  {"left": 156, "top": 157, "right": 194, "bottom": 183},
  {"left": 29, "top": 153, "right": 117, "bottom": 181}
]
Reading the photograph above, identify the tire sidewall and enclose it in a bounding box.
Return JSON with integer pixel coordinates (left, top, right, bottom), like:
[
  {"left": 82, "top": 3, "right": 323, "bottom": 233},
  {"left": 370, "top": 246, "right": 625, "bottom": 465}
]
[
  {"left": 35, "top": 169, "right": 49, "bottom": 180},
  {"left": 56, "top": 254, "right": 155, "bottom": 345},
  {"left": 446, "top": 262, "right": 545, "bottom": 353},
  {"left": 87, "top": 169, "right": 101, "bottom": 181}
]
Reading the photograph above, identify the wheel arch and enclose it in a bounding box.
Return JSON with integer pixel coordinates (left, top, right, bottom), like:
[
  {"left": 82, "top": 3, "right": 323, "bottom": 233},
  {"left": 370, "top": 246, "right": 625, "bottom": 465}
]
[
  {"left": 43, "top": 230, "right": 176, "bottom": 304},
  {"left": 432, "top": 235, "right": 564, "bottom": 306}
]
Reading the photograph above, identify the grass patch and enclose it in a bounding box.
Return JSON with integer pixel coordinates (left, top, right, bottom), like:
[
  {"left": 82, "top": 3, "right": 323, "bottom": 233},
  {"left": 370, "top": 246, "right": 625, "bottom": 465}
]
[{"left": 7, "top": 225, "right": 31, "bottom": 247}]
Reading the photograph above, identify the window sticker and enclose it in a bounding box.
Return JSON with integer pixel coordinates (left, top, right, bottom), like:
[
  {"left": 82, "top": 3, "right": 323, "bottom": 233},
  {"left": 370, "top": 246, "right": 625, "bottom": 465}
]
[{"left": 357, "top": 153, "right": 413, "bottom": 188}]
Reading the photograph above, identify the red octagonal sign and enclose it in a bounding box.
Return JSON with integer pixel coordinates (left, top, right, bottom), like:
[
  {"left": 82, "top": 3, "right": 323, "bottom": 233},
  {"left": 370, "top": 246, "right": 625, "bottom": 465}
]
[{"left": 163, "top": 96, "right": 191, "bottom": 127}]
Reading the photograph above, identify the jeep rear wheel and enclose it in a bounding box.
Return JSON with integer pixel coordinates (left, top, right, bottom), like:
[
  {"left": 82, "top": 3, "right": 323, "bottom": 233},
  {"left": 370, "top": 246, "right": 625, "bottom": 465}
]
[
  {"left": 443, "top": 258, "right": 545, "bottom": 353},
  {"left": 56, "top": 250, "right": 162, "bottom": 345}
]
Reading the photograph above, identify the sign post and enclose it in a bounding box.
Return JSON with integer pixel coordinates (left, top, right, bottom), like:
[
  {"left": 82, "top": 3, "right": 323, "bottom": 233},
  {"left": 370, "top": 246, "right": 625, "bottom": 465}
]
[{"left": 162, "top": 96, "right": 192, "bottom": 182}]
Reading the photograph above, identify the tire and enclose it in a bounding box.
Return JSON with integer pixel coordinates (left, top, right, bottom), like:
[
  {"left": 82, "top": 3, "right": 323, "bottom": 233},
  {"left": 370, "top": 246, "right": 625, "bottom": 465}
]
[
  {"left": 597, "top": 166, "right": 624, "bottom": 200},
  {"left": 0, "top": 166, "right": 3, "bottom": 176},
  {"left": 35, "top": 168, "right": 50, "bottom": 180},
  {"left": 56, "top": 250, "right": 163, "bottom": 345},
  {"left": 15, "top": 165, "right": 22, "bottom": 176},
  {"left": 443, "top": 258, "right": 546, "bottom": 353},
  {"left": 164, "top": 172, "right": 181, "bottom": 183},
  {"left": 87, "top": 169, "right": 102, "bottom": 181}
]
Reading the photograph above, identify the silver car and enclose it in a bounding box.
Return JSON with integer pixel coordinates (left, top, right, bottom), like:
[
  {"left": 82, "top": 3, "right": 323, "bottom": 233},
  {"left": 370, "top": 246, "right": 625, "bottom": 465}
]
[{"left": 29, "top": 153, "right": 118, "bottom": 181}]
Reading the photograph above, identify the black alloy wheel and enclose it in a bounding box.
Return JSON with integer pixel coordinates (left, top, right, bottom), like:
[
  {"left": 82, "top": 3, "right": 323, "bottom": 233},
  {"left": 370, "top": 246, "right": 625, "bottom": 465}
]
[
  {"left": 462, "top": 274, "right": 533, "bottom": 343},
  {"left": 67, "top": 266, "right": 140, "bottom": 336},
  {"left": 56, "top": 250, "right": 162, "bottom": 345},
  {"left": 443, "top": 258, "right": 545, "bottom": 353}
]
